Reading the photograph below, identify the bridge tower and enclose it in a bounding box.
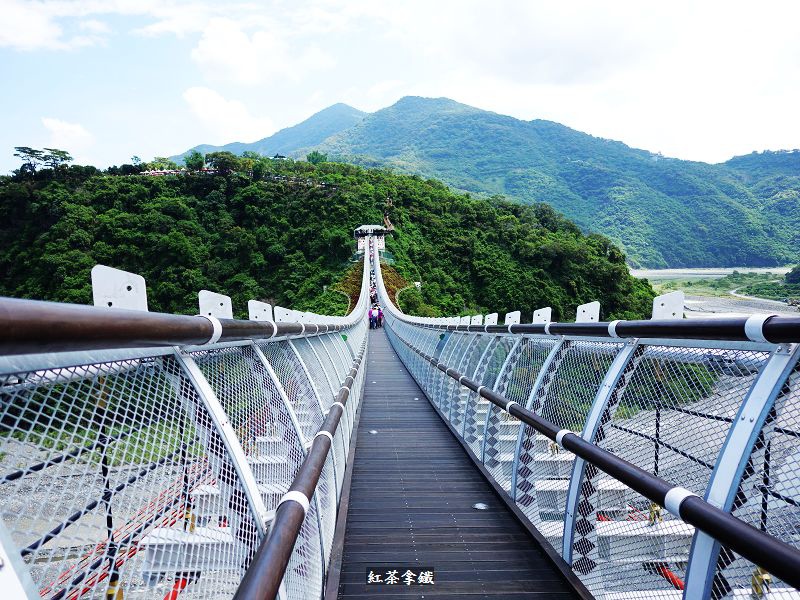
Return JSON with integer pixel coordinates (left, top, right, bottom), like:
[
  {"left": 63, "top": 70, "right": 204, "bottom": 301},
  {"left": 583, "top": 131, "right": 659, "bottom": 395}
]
[{"left": 354, "top": 224, "right": 387, "bottom": 253}]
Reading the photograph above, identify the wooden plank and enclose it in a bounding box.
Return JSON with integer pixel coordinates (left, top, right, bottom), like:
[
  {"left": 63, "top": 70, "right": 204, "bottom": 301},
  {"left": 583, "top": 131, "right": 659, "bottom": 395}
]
[{"left": 337, "top": 329, "right": 583, "bottom": 599}]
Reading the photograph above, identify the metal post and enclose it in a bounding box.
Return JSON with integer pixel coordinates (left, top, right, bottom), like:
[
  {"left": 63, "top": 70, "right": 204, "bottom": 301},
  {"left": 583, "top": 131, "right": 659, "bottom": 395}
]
[
  {"left": 683, "top": 343, "right": 800, "bottom": 598},
  {"left": 288, "top": 339, "right": 345, "bottom": 491},
  {"left": 316, "top": 335, "right": 352, "bottom": 438},
  {"left": 481, "top": 338, "right": 523, "bottom": 462},
  {"left": 462, "top": 337, "right": 499, "bottom": 438},
  {"left": 447, "top": 334, "right": 480, "bottom": 423},
  {"left": 319, "top": 334, "right": 347, "bottom": 381},
  {"left": 301, "top": 338, "right": 337, "bottom": 401},
  {"left": 248, "top": 342, "right": 330, "bottom": 581},
  {"left": 172, "top": 350, "right": 271, "bottom": 534},
  {"left": 510, "top": 339, "right": 568, "bottom": 502},
  {"left": 561, "top": 341, "right": 640, "bottom": 561},
  {"left": 435, "top": 332, "right": 467, "bottom": 407},
  {"left": 0, "top": 518, "right": 38, "bottom": 599},
  {"left": 287, "top": 340, "right": 327, "bottom": 416}
]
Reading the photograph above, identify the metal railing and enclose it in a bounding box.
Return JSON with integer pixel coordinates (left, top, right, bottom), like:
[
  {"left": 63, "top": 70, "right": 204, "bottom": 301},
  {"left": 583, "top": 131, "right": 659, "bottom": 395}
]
[
  {"left": 0, "top": 250, "right": 372, "bottom": 600},
  {"left": 372, "top": 240, "right": 800, "bottom": 600}
]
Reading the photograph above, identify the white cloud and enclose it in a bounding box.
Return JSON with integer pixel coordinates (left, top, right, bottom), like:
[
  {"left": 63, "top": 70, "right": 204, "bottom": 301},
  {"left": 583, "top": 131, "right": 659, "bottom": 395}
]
[
  {"left": 0, "top": 0, "right": 118, "bottom": 50},
  {"left": 79, "top": 19, "right": 111, "bottom": 34},
  {"left": 182, "top": 86, "right": 274, "bottom": 143},
  {"left": 0, "top": 1, "right": 66, "bottom": 50},
  {"left": 41, "top": 117, "right": 94, "bottom": 162},
  {"left": 3, "top": 0, "right": 800, "bottom": 164},
  {"left": 190, "top": 18, "right": 335, "bottom": 85}
]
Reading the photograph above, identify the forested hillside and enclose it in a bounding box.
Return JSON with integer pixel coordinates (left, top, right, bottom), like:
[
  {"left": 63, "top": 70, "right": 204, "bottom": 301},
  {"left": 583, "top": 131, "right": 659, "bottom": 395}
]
[
  {"left": 310, "top": 97, "right": 800, "bottom": 268},
  {"left": 0, "top": 158, "right": 654, "bottom": 321}
]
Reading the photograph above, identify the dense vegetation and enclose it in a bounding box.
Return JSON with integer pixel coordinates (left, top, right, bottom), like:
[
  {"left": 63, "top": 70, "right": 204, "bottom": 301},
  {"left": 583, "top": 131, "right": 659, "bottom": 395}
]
[
  {"left": 0, "top": 155, "right": 654, "bottom": 321},
  {"left": 273, "top": 96, "right": 798, "bottom": 269},
  {"left": 736, "top": 266, "right": 800, "bottom": 302}
]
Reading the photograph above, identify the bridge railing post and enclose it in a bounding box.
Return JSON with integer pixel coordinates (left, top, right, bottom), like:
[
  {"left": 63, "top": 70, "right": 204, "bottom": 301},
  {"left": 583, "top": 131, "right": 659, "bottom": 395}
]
[
  {"left": 481, "top": 337, "right": 523, "bottom": 471},
  {"left": 510, "top": 338, "right": 568, "bottom": 502},
  {"left": 561, "top": 340, "right": 641, "bottom": 562},
  {"left": 249, "top": 342, "right": 333, "bottom": 576}
]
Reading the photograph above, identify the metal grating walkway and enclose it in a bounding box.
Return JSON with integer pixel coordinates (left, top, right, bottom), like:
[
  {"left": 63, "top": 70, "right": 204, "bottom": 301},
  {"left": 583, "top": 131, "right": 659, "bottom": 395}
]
[{"left": 336, "top": 328, "right": 579, "bottom": 599}]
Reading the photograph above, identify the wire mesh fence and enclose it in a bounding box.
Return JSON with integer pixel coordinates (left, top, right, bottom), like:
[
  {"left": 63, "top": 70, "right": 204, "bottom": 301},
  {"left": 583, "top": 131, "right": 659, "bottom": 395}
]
[
  {"left": 0, "top": 322, "right": 366, "bottom": 600},
  {"left": 0, "top": 351, "right": 261, "bottom": 600},
  {"left": 707, "top": 361, "right": 800, "bottom": 600}
]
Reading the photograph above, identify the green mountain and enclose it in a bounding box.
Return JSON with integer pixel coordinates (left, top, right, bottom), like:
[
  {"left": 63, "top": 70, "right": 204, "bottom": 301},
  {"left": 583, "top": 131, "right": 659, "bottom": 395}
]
[
  {"left": 307, "top": 97, "right": 799, "bottom": 268},
  {"left": 0, "top": 160, "right": 653, "bottom": 321},
  {"left": 171, "top": 103, "right": 366, "bottom": 162}
]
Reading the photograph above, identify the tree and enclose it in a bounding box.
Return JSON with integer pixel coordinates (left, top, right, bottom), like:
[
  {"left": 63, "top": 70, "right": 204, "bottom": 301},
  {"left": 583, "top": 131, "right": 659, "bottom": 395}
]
[
  {"left": 42, "top": 148, "right": 73, "bottom": 170},
  {"left": 306, "top": 151, "right": 328, "bottom": 165},
  {"left": 13, "top": 146, "right": 45, "bottom": 175},
  {"left": 184, "top": 150, "right": 205, "bottom": 171},
  {"left": 131, "top": 156, "right": 142, "bottom": 166},
  {"left": 205, "top": 151, "right": 240, "bottom": 175},
  {"left": 147, "top": 157, "right": 179, "bottom": 171},
  {"left": 786, "top": 265, "right": 800, "bottom": 285},
  {"left": 252, "top": 157, "right": 270, "bottom": 180}
]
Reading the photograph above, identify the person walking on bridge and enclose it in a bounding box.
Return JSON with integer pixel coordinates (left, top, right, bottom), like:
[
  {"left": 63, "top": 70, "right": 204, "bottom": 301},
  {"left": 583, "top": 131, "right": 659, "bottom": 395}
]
[
  {"left": 377, "top": 306, "right": 383, "bottom": 328},
  {"left": 369, "top": 306, "right": 376, "bottom": 329}
]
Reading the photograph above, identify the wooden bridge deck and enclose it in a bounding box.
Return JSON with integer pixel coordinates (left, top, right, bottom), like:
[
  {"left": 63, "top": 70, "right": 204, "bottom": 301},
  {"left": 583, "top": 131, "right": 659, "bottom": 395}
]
[{"left": 334, "top": 328, "right": 579, "bottom": 599}]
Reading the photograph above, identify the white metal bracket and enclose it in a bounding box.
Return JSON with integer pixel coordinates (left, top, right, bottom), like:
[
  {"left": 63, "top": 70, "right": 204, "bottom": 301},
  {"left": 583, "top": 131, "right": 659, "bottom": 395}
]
[
  {"left": 652, "top": 291, "right": 684, "bottom": 320},
  {"left": 248, "top": 300, "right": 273, "bottom": 322},
  {"left": 575, "top": 301, "right": 600, "bottom": 323},
  {"left": 533, "top": 307, "right": 552, "bottom": 324},
  {"left": 91, "top": 265, "right": 148, "bottom": 311},
  {"left": 199, "top": 290, "right": 233, "bottom": 319}
]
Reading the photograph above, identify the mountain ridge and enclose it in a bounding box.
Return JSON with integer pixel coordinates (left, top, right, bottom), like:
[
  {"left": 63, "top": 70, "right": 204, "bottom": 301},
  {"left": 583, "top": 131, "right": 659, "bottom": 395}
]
[
  {"left": 174, "top": 96, "right": 800, "bottom": 268},
  {"left": 171, "top": 102, "right": 366, "bottom": 162}
]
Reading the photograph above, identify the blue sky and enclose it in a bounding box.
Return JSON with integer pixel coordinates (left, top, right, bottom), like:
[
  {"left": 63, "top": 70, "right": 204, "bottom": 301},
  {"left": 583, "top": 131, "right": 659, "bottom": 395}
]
[{"left": 1, "top": 0, "right": 799, "bottom": 173}]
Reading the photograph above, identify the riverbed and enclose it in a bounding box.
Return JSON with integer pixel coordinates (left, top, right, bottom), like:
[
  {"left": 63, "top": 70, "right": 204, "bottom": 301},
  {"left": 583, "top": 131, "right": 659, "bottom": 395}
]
[{"left": 629, "top": 267, "right": 798, "bottom": 318}]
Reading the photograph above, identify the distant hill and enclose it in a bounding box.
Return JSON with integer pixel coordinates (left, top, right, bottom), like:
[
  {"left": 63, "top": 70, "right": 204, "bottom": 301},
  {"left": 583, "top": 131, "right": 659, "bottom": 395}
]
[
  {"left": 171, "top": 103, "right": 366, "bottom": 162},
  {"left": 725, "top": 149, "right": 800, "bottom": 179},
  {"left": 175, "top": 96, "right": 800, "bottom": 268},
  {"left": 0, "top": 161, "right": 654, "bottom": 322},
  {"left": 311, "top": 97, "right": 799, "bottom": 268}
]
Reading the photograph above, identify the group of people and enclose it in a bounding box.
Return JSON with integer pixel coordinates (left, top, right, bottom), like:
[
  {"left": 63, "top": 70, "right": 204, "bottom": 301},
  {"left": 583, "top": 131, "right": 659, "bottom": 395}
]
[
  {"left": 367, "top": 260, "right": 383, "bottom": 329},
  {"left": 369, "top": 305, "right": 383, "bottom": 329}
]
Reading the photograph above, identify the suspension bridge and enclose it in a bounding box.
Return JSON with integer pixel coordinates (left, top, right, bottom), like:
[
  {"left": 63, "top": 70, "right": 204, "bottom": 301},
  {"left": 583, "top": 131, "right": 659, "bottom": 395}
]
[{"left": 1, "top": 232, "right": 800, "bottom": 600}]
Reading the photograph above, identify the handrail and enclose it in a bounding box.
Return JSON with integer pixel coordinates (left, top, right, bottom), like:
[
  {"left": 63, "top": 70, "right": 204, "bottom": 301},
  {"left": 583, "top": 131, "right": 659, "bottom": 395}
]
[
  {"left": 395, "top": 334, "right": 800, "bottom": 589},
  {"left": 0, "top": 241, "right": 372, "bottom": 357},
  {"left": 369, "top": 236, "right": 800, "bottom": 343},
  {"left": 234, "top": 341, "right": 367, "bottom": 600},
  {"left": 410, "top": 319, "right": 800, "bottom": 344},
  {"left": 0, "top": 298, "right": 346, "bottom": 356}
]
